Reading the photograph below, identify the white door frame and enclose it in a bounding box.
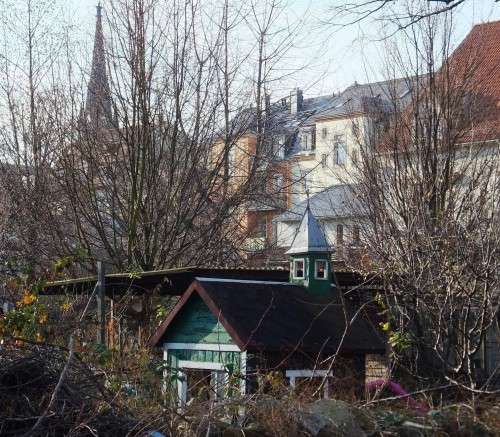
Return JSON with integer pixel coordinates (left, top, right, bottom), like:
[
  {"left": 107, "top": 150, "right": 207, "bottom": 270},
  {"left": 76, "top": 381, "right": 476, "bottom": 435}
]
[
  {"left": 177, "top": 360, "right": 227, "bottom": 406},
  {"left": 164, "top": 342, "right": 246, "bottom": 404}
]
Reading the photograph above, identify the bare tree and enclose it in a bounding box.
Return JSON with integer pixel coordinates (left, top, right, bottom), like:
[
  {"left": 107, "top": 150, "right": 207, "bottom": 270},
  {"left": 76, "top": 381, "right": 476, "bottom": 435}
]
[
  {"left": 347, "top": 12, "right": 500, "bottom": 390},
  {"left": 326, "top": 0, "right": 499, "bottom": 32},
  {"left": 0, "top": 0, "right": 305, "bottom": 274},
  {"left": 0, "top": 0, "right": 73, "bottom": 274}
]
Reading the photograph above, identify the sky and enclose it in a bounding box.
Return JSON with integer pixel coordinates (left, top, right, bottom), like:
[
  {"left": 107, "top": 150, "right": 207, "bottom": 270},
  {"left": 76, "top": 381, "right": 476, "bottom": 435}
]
[{"left": 67, "top": 0, "right": 500, "bottom": 100}]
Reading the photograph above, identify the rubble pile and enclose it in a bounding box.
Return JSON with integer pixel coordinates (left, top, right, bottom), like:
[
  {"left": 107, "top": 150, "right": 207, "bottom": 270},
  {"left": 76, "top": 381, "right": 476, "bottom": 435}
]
[{"left": 0, "top": 342, "right": 140, "bottom": 436}]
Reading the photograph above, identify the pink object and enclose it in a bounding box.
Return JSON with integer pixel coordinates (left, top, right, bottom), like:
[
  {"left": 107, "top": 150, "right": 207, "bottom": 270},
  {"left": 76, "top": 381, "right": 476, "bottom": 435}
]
[{"left": 366, "top": 379, "right": 429, "bottom": 413}]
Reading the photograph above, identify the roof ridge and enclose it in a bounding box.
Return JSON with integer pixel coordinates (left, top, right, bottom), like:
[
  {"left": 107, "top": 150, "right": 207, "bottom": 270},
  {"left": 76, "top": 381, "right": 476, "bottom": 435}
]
[
  {"left": 303, "top": 93, "right": 336, "bottom": 102},
  {"left": 195, "top": 277, "right": 291, "bottom": 285},
  {"left": 344, "top": 76, "right": 411, "bottom": 90},
  {"left": 472, "top": 19, "right": 500, "bottom": 28}
]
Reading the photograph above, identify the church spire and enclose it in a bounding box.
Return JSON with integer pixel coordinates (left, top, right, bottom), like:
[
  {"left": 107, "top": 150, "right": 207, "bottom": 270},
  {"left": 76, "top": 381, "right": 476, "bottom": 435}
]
[{"left": 84, "top": 3, "right": 114, "bottom": 129}]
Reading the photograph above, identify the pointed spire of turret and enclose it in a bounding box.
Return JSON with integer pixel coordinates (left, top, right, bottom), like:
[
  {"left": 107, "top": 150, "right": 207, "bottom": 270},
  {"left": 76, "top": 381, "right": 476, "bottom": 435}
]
[
  {"left": 286, "top": 204, "right": 330, "bottom": 255},
  {"left": 84, "top": 3, "right": 114, "bottom": 129}
]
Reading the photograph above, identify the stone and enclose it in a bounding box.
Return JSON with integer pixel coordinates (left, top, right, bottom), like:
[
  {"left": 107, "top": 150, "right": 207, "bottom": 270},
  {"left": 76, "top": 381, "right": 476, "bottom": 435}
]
[
  {"left": 298, "top": 411, "right": 338, "bottom": 436},
  {"left": 308, "top": 399, "right": 367, "bottom": 437}
]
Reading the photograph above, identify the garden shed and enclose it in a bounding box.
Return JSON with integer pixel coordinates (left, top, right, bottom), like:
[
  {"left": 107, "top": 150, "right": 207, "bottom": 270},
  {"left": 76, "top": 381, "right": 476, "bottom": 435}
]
[{"left": 150, "top": 206, "right": 385, "bottom": 405}]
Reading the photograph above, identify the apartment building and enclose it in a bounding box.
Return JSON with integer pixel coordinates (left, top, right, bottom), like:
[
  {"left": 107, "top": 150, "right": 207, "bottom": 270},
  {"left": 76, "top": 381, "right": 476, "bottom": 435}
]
[{"left": 224, "top": 79, "right": 409, "bottom": 258}]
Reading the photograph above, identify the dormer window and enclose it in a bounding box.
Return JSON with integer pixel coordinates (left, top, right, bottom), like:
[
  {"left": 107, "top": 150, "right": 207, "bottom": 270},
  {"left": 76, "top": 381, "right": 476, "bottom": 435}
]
[
  {"left": 293, "top": 259, "right": 305, "bottom": 279},
  {"left": 315, "top": 260, "right": 328, "bottom": 280}
]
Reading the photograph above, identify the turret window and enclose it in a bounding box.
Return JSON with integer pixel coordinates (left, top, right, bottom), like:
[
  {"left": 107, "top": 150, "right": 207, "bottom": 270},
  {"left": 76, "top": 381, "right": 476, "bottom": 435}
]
[
  {"left": 315, "top": 260, "right": 328, "bottom": 280},
  {"left": 293, "top": 259, "right": 305, "bottom": 279}
]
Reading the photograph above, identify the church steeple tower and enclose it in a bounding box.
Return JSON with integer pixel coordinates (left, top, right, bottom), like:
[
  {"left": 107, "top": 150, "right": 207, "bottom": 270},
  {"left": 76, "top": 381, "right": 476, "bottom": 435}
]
[
  {"left": 286, "top": 201, "right": 334, "bottom": 294},
  {"left": 84, "top": 2, "right": 114, "bottom": 129}
]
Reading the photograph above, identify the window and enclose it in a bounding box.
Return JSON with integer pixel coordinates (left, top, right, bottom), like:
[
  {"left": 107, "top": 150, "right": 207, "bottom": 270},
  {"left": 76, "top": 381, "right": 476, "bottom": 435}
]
[
  {"left": 336, "top": 224, "right": 344, "bottom": 245},
  {"left": 228, "top": 146, "right": 236, "bottom": 168},
  {"left": 299, "top": 128, "right": 316, "bottom": 152},
  {"left": 333, "top": 135, "right": 347, "bottom": 166},
  {"left": 352, "top": 225, "right": 360, "bottom": 244},
  {"left": 321, "top": 127, "right": 328, "bottom": 139},
  {"left": 252, "top": 215, "right": 267, "bottom": 238},
  {"left": 321, "top": 153, "right": 327, "bottom": 168},
  {"left": 315, "top": 260, "right": 328, "bottom": 280},
  {"left": 351, "top": 149, "right": 358, "bottom": 165},
  {"left": 272, "top": 174, "right": 284, "bottom": 192},
  {"left": 274, "top": 135, "right": 286, "bottom": 159},
  {"left": 293, "top": 259, "right": 305, "bottom": 279},
  {"left": 300, "top": 177, "right": 309, "bottom": 194},
  {"left": 301, "top": 133, "right": 309, "bottom": 151},
  {"left": 351, "top": 123, "right": 360, "bottom": 138}
]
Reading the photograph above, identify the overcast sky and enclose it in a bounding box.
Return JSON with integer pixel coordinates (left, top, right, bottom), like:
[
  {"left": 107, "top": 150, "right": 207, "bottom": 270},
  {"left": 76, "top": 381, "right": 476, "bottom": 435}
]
[{"left": 67, "top": 0, "right": 500, "bottom": 99}]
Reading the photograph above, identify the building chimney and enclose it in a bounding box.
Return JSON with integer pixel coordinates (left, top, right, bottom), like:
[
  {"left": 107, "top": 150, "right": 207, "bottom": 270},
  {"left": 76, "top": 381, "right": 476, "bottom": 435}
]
[{"left": 290, "top": 88, "right": 303, "bottom": 114}]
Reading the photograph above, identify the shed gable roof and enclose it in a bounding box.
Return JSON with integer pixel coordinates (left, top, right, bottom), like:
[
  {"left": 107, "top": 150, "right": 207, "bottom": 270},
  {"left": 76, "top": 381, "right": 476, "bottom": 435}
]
[{"left": 150, "top": 278, "right": 384, "bottom": 354}]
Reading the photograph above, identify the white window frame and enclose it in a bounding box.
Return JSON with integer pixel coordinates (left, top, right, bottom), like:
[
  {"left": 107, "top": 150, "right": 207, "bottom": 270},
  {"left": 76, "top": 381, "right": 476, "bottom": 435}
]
[
  {"left": 314, "top": 259, "right": 328, "bottom": 280},
  {"left": 259, "top": 216, "right": 267, "bottom": 238},
  {"left": 274, "top": 135, "right": 286, "bottom": 159},
  {"left": 286, "top": 369, "right": 333, "bottom": 398},
  {"left": 293, "top": 258, "right": 305, "bottom": 279},
  {"left": 302, "top": 133, "right": 310, "bottom": 151}
]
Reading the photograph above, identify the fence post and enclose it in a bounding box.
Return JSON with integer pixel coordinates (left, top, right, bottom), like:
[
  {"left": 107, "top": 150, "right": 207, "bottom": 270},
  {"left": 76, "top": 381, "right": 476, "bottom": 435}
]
[{"left": 97, "top": 261, "right": 106, "bottom": 345}]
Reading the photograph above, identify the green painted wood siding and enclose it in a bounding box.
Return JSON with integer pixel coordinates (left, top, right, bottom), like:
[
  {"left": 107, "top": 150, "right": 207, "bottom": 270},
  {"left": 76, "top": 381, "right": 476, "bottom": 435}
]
[{"left": 165, "top": 294, "right": 234, "bottom": 344}]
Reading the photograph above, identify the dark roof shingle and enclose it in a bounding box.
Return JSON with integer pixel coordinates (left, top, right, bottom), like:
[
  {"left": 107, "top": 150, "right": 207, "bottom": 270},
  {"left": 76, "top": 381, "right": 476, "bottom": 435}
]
[{"left": 150, "top": 278, "right": 385, "bottom": 354}]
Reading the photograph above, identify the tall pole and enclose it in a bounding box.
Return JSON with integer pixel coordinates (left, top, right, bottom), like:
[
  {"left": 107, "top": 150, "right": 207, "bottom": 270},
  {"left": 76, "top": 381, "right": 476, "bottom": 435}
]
[{"left": 97, "top": 261, "right": 106, "bottom": 345}]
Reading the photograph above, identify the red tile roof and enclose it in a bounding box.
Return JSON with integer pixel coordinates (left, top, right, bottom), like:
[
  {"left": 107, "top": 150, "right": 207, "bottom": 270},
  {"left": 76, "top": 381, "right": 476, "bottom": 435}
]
[
  {"left": 377, "top": 20, "right": 500, "bottom": 151},
  {"left": 446, "top": 21, "right": 500, "bottom": 142},
  {"left": 450, "top": 21, "right": 500, "bottom": 98}
]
